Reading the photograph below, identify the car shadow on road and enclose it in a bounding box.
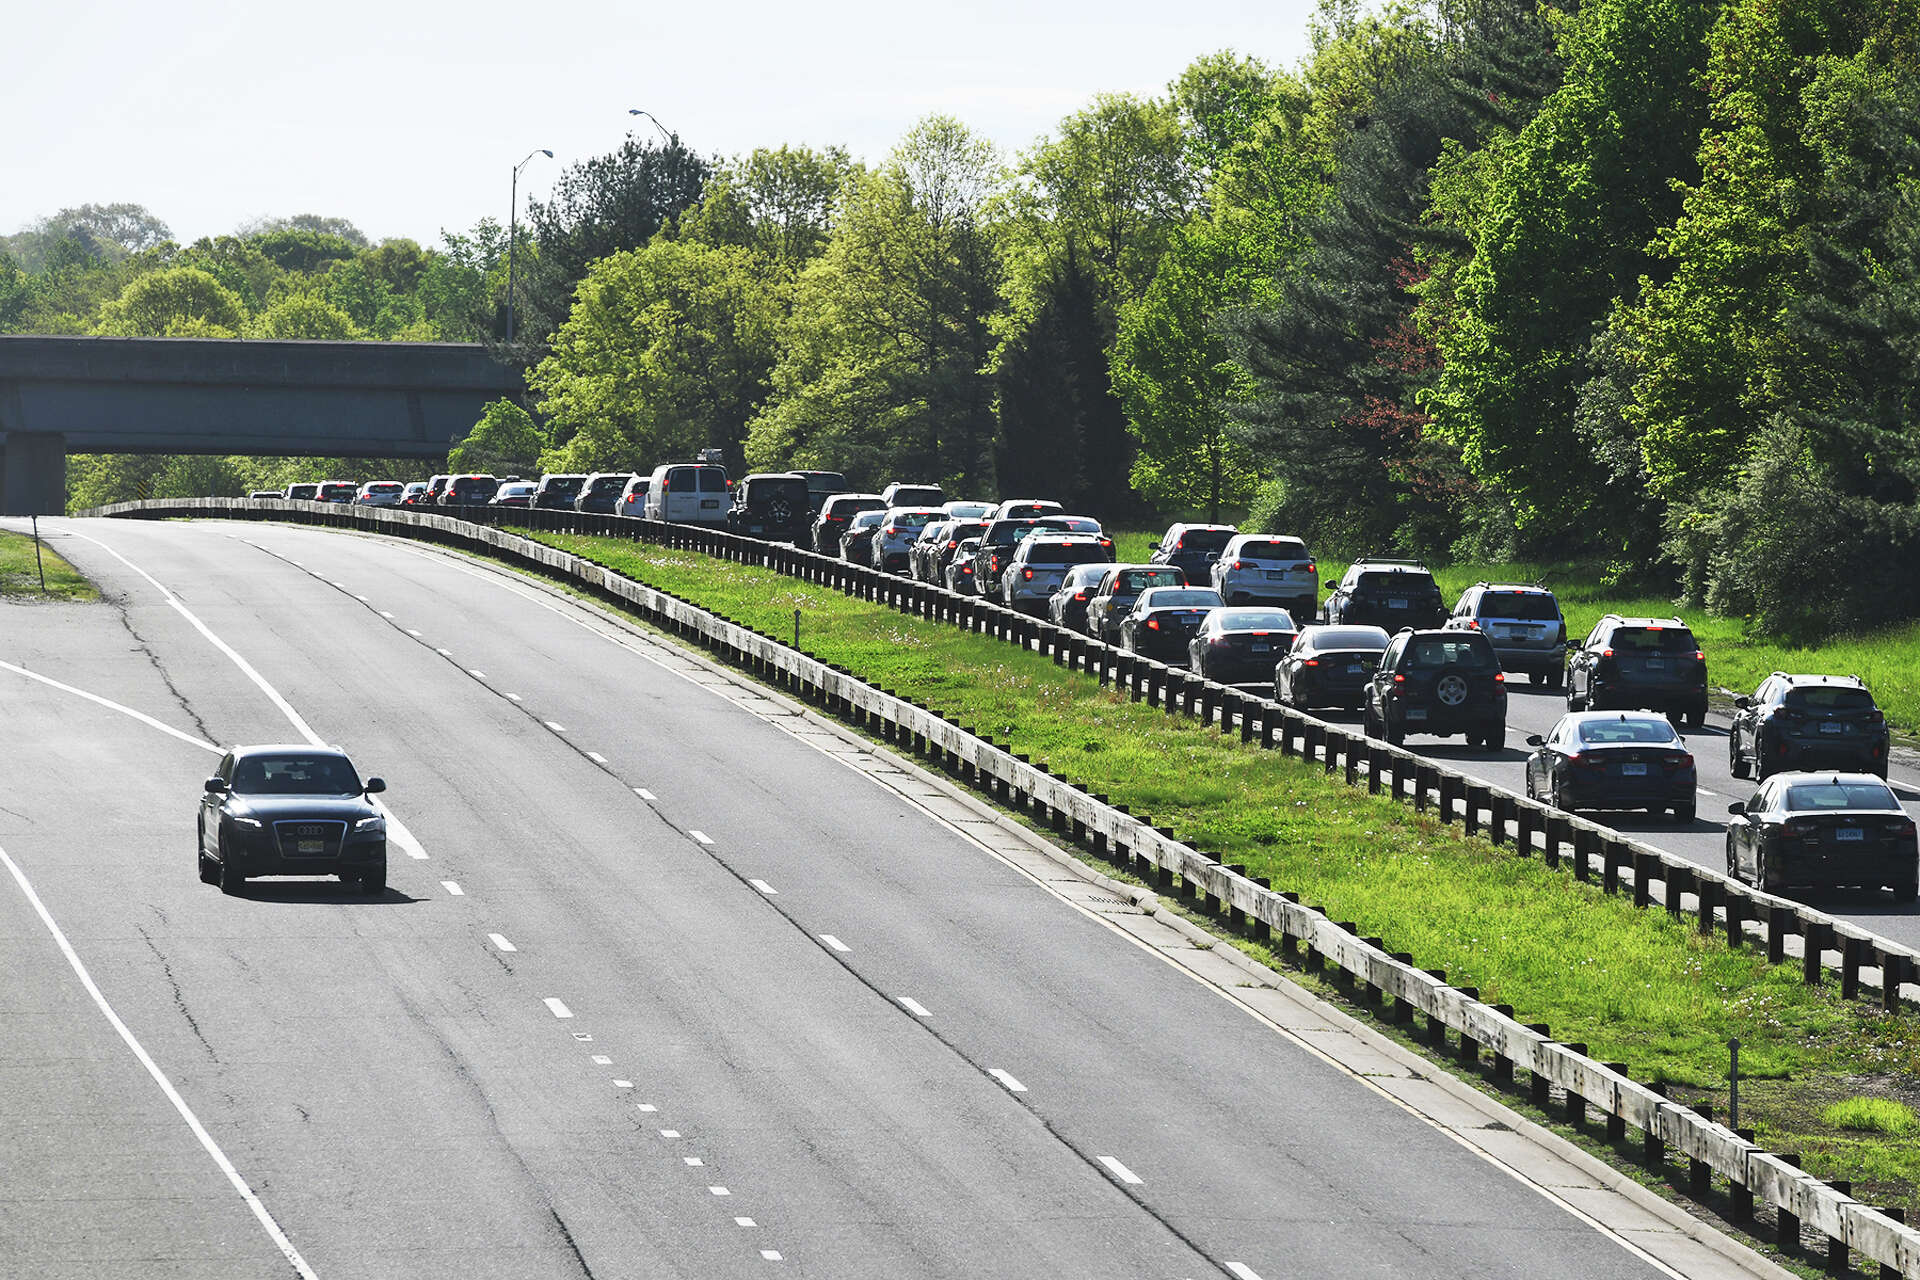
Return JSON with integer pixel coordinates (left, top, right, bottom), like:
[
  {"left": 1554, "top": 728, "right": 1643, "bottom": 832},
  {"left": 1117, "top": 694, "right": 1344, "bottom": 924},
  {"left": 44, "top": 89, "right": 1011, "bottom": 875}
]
[
  {"left": 223, "top": 879, "right": 422, "bottom": 905},
  {"left": 1418, "top": 743, "right": 1531, "bottom": 764}
]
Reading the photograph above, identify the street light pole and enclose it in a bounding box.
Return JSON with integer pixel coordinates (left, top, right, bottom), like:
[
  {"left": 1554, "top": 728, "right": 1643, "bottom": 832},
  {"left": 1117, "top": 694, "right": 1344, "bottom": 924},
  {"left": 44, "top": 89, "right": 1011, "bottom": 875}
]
[
  {"left": 627, "top": 108, "right": 675, "bottom": 146},
  {"left": 505, "top": 148, "right": 553, "bottom": 344}
]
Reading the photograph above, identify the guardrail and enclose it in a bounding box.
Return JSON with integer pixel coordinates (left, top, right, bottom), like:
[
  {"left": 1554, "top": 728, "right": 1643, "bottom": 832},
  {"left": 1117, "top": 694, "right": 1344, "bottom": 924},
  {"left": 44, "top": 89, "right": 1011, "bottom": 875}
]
[{"left": 88, "top": 495, "right": 1920, "bottom": 1275}]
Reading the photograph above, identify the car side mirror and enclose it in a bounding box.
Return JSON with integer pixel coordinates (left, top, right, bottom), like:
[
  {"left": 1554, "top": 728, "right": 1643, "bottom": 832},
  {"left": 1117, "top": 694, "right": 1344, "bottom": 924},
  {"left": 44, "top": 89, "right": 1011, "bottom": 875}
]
[
  {"left": 1733, "top": 695, "right": 1751, "bottom": 709},
  {"left": 204, "top": 777, "right": 228, "bottom": 794},
  {"left": 364, "top": 778, "right": 386, "bottom": 794},
  {"left": 1525, "top": 734, "right": 1544, "bottom": 747},
  {"left": 1727, "top": 801, "right": 1746, "bottom": 816}
]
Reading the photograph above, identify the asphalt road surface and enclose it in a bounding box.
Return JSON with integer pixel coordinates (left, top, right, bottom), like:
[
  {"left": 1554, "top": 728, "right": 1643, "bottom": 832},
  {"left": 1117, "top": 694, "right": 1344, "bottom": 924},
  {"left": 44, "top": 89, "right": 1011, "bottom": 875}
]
[{"left": 1, "top": 517, "right": 1717, "bottom": 1278}]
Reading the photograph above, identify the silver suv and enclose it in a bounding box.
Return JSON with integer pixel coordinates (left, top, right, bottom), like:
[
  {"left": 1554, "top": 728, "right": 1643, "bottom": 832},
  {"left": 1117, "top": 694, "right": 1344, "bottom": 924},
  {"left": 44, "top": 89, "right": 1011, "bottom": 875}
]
[
  {"left": 1000, "top": 534, "right": 1114, "bottom": 615},
  {"left": 1444, "top": 582, "right": 1567, "bottom": 686},
  {"left": 1210, "top": 534, "right": 1316, "bottom": 616}
]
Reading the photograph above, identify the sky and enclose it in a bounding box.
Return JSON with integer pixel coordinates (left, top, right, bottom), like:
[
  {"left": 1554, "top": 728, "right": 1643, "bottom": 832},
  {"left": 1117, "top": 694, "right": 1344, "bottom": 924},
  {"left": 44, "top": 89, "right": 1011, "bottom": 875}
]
[{"left": 5, "top": 0, "right": 1318, "bottom": 249}]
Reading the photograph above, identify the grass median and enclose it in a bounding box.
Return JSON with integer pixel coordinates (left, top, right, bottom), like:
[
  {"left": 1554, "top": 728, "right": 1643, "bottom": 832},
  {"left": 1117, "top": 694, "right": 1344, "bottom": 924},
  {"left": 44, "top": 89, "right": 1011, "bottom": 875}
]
[
  {"left": 0, "top": 529, "right": 98, "bottom": 601},
  {"left": 1110, "top": 533, "right": 1920, "bottom": 735},
  {"left": 530, "top": 528, "right": 1920, "bottom": 1210}
]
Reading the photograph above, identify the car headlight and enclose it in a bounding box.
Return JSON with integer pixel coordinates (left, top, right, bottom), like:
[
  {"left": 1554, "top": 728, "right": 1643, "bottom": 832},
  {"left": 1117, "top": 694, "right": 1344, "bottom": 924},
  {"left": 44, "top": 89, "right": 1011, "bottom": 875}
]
[
  {"left": 355, "top": 816, "right": 386, "bottom": 832},
  {"left": 231, "top": 816, "right": 263, "bottom": 828}
]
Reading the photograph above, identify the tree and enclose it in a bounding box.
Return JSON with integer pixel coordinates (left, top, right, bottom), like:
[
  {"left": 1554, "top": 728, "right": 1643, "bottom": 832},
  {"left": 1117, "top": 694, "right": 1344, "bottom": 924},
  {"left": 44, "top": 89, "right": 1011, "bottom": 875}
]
[
  {"left": 678, "top": 146, "right": 856, "bottom": 265},
  {"left": 237, "top": 214, "right": 369, "bottom": 248},
  {"left": 93, "top": 267, "right": 245, "bottom": 337},
  {"left": 747, "top": 117, "right": 1001, "bottom": 491},
  {"left": 449, "top": 399, "right": 545, "bottom": 475},
  {"left": 245, "top": 295, "right": 362, "bottom": 340},
  {"left": 530, "top": 239, "right": 783, "bottom": 473},
  {"left": 250, "top": 229, "right": 360, "bottom": 275},
  {"left": 3, "top": 203, "right": 172, "bottom": 270}
]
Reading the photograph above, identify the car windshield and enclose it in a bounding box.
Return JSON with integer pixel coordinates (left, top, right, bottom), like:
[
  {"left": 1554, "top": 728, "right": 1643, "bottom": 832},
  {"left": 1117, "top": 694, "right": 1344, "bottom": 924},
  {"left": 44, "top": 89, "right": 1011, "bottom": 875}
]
[
  {"left": 848, "top": 511, "right": 884, "bottom": 529},
  {"left": 1481, "top": 591, "right": 1559, "bottom": 620},
  {"left": 368, "top": 483, "right": 401, "bottom": 493},
  {"left": 696, "top": 468, "right": 728, "bottom": 492},
  {"left": 1783, "top": 782, "right": 1900, "bottom": 811},
  {"left": 1310, "top": 628, "right": 1390, "bottom": 652},
  {"left": 1119, "top": 568, "right": 1185, "bottom": 592},
  {"left": 828, "top": 498, "right": 885, "bottom": 517},
  {"left": 1405, "top": 637, "right": 1495, "bottom": 669},
  {"left": 749, "top": 478, "right": 807, "bottom": 502},
  {"left": 890, "top": 511, "right": 935, "bottom": 529},
  {"left": 1575, "top": 717, "right": 1678, "bottom": 745},
  {"left": 1145, "top": 589, "right": 1224, "bottom": 609},
  {"left": 1613, "top": 626, "right": 1697, "bottom": 654},
  {"left": 1785, "top": 686, "right": 1875, "bottom": 711},
  {"left": 589, "top": 476, "right": 630, "bottom": 495},
  {"left": 1001, "top": 502, "right": 1059, "bottom": 518},
  {"left": 891, "top": 487, "right": 943, "bottom": 505},
  {"left": 1358, "top": 570, "right": 1435, "bottom": 593},
  {"left": 946, "top": 502, "right": 995, "bottom": 518},
  {"left": 1236, "top": 538, "right": 1309, "bottom": 560},
  {"left": 231, "top": 754, "right": 362, "bottom": 795},
  {"left": 803, "top": 472, "right": 848, "bottom": 492},
  {"left": 1175, "top": 529, "right": 1235, "bottom": 552},
  {"left": 1067, "top": 565, "right": 1108, "bottom": 585},
  {"left": 499, "top": 484, "right": 535, "bottom": 497},
  {"left": 543, "top": 477, "right": 585, "bottom": 495},
  {"left": 1217, "top": 610, "right": 1293, "bottom": 632},
  {"left": 1025, "top": 541, "right": 1107, "bottom": 566}
]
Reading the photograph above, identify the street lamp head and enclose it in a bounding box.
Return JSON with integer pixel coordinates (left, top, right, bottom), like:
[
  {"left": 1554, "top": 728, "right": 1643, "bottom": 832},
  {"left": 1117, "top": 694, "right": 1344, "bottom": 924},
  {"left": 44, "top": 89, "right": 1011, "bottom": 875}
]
[{"left": 540, "top": 149, "right": 553, "bottom": 158}]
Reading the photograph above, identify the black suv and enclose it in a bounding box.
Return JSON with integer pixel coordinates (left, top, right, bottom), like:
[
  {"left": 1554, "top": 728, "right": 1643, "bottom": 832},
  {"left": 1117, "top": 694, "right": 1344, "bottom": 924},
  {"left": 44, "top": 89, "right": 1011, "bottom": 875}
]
[
  {"left": 198, "top": 745, "right": 389, "bottom": 895},
  {"left": 1324, "top": 557, "right": 1447, "bottom": 629},
  {"left": 727, "top": 472, "right": 812, "bottom": 542},
  {"left": 1730, "top": 673, "right": 1890, "bottom": 780},
  {"left": 1566, "top": 615, "right": 1708, "bottom": 727},
  {"left": 575, "top": 472, "right": 636, "bottom": 515},
  {"left": 1149, "top": 523, "right": 1237, "bottom": 589},
  {"left": 1363, "top": 629, "right": 1507, "bottom": 750},
  {"left": 533, "top": 473, "right": 587, "bottom": 509}
]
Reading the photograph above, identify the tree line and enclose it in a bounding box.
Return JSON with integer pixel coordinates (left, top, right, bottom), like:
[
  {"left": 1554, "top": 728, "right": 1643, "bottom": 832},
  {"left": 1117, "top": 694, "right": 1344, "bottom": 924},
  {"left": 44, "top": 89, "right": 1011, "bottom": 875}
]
[{"left": 9, "top": 0, "right": 1917, "bottom": 638}]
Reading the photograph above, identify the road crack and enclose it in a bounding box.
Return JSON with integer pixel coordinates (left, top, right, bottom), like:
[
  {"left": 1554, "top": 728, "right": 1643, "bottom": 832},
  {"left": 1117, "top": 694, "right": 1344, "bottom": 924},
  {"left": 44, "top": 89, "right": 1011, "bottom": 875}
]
[
  {"left": 114, "top": 602, "right": 219, "bottom": 746},
  {"left": 136, "top": 926, "right": 218, "bottom": 1064}
]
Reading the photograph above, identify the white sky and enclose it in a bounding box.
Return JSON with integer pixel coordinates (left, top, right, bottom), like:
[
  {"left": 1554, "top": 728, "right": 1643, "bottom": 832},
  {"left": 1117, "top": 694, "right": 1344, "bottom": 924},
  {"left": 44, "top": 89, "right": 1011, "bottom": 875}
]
[{"left": 5, "top": 0, "right": 1317, "bottom": 249}]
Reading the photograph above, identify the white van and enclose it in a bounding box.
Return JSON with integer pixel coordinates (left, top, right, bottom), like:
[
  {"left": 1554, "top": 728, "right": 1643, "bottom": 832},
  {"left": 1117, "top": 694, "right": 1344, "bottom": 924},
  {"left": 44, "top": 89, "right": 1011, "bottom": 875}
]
[{"left": 644, "top": 463, "right": 730, "bottom": 524}]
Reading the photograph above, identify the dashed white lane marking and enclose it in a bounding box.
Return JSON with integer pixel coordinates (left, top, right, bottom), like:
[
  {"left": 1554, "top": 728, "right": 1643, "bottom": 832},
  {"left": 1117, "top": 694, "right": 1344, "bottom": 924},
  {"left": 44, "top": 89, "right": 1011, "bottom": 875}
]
[
  {"left": 468, "top": 668, "right": 487, "bottom": 679},
  {"left": 750, "top": 879, "right": 779, "bottom": 895},
  {"left": 506, "top": 692, "right": 523, "bottom": 702},
  {"left": 0, "top": 660, "right": 221, "bottom": 756},
  {"left": 545, "top": 720, "right": 566, "bottom": 733},
  {"left": 440, "top": 880, "right": 464, "bottom": 896},
  {"left": 761, "top": 1251, "right": 783, "bottom": 1261},
  {"left": 988, "top": 1068, "right": 1027, "bottom": 1093},
  {"left": 354, "top": 594, "right": 370, "bottom": 603},
  {"left": 543, "top": 998, "right": 573, "bottom": 1019},
  {"left": 898, "top": 997, "right": 931, "bottom": 1018},
  {"left": 1698, "top": 787, "right": 1717, "bottom": 797},
  {"left": 734, "top": 1217, "right": 756, "bottom": 1227},
  {"left": 684, "top": 1156, "right": 704, "bottom": 1166},
  {"left": 1225, "top": 1264, "right": 1264, "bottom": 1280},
  {"left": 331, "top": 581, "right": 348, "bottom": 589},
  {"left": 488, "top": 933, "right": 517, "bottom": 952},
  {"left": 591, "top": 1055, "right": 612, "bottom": 1065},
  {"left": 709, "top": 1186, "right": 731, "bottom": 1197},
  {"left": 635, "top": 787, "right": 656, "bottom": 800},
  {"left": 819, "top": 934, "right": 850, "bottom": 953},
  {"left": 379, "top": 610, "right": 394, "bottom": 618},
  {"left": 613, "top": 1079, "right": 633, "bottom": 1089},
  {"left": 0, "top": 839, "right": 320, "bottom": 1280},
  {"left": 586, "top": 751, "right": 607, "bottom": 764},
  {"left": 660, "top": 1129, "right": 680, "bottom": 1138},
  {"left": 637, "top": 1103, "right": 657, "bottom": 1112},
  {"left": 1099, "top": 1156, "right": 1143, "bottom": 1185},
  {"left": 690, "top": 830, "right": 714, "bottom": 845},
  {"left": 407, "top": 628, "right": 423, "bottom": 636},
  {"left": 436, "top": 647, "right": 452, "bottom": 656}
]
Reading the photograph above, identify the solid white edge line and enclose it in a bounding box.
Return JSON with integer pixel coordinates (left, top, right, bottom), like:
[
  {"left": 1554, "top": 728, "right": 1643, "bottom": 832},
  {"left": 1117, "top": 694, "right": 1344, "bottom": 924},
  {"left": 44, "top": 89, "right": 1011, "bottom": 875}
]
[
  {"left": 987, "top": 1068, "right": 1027, "bottom": 1093},
  {"left": 488, "top": 933, "right": 517, "bottom": 952},
  {"left": 506, "top": 692, "right": 523, "bottom": 702},
  {"left": 1099, "top": 1155, "right": 1143, "bottom": 1185},
  {"left": 0, "top": 660, "right": 221, "bottom": 756},
  {"left": 543, "top": 997, "right": 573, "bottom": 1018},
  {"left": 898, "top": 996, "right": 931, "bottom": 1018},
  {"left": 369, "top": 799, "right": 428, "bottom": 859},
  {"left": 819, "top": 934, "right": 850, "bottom": 953},
  {"left": 1224, "top": 1264, "right": 1264, "bottom": 1280},
  {"left": 0, "top": 837, "right": 320, "bottom": 1279}
]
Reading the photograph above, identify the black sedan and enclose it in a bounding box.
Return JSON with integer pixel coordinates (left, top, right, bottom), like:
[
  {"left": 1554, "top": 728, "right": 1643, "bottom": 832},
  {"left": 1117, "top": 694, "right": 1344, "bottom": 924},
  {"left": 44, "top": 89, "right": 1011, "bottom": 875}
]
[
  {"left": 1524, "top": 712, "right": 1697, "bottom": 823},
  {"left": 1189, "top": 607, "right": 1296, "bottom": 686},
  {"left": 1276, "top": 625, "right": 1389, "bottom": 710},
  {"left": 198, "top": 745, "right": 389, "bottom": 895},
  {"left": 1727, "top": 773, "right": 1917, "bottom": 898},
  {"left": 839, "top": 510, "right": 885, "bottom": 562},
  {"left": 1118, "top": 587, "right": 1224, "bottom": 662},
  {"left": 1047, "top": 563, "right": 1110, "bottom": 631}
]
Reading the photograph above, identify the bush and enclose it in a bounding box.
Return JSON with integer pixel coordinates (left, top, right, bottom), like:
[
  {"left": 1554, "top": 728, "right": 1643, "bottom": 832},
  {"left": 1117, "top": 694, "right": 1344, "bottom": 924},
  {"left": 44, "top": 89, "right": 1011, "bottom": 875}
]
[{"left": 1822, "top": 1097, "right": 1918, "bottom": 1136}]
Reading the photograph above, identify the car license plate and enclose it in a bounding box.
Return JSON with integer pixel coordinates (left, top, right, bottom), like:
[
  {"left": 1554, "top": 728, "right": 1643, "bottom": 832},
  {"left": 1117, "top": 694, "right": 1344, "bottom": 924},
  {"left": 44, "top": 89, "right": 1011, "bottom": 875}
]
[
  {"left": 1406, "top": 708, "right": 1427, "bottom": 721},
  {"left": 1644, "top": 658, "right": 1665, "bottom": 669},
  {"left": 1251, "top": 643, "right": 1270, "bottom": 653},
  {"left": 1820, "top": 722, "right": 1844, "bottom": 734},
  {"left": 297, "top": 839, "right": 324, "bottom": 853},
  {"left": 1266, "top": 570, "right": 1286, "bottom": 580},
  {"left": 1620, "top": 763, "right": 1648, "bottom": 776},
  {"left": 1388, "top": 598, "right": 1408, "bottom": 609},
  {"left": 701, "top": 499, "right": 720, "bottom": 509},
  {"left": 1348, "top": 663, "right": 1366, "bottom": 674},
  {"left": 1836, "top": 828, "right": 1865, "bottom": 842}
]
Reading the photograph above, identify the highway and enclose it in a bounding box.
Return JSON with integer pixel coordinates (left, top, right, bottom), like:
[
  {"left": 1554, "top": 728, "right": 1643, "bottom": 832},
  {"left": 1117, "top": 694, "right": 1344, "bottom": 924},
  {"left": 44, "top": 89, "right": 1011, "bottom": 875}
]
[{"left": 2, "top": 517, "right": 1767, "bottom": 1278}]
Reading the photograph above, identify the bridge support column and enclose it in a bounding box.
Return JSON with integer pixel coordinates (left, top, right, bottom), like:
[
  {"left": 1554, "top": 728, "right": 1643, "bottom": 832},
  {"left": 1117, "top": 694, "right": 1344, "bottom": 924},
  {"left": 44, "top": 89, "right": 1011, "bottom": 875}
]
[{"left": 0, "top": 432, "right": 67, "bottom": 516}]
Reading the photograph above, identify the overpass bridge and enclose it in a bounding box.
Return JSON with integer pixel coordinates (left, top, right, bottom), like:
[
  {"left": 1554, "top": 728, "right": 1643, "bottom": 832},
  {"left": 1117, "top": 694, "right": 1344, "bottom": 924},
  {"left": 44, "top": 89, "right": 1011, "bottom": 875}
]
[{"left": 0, "top": 335, "right": 522, "bottom": 514}]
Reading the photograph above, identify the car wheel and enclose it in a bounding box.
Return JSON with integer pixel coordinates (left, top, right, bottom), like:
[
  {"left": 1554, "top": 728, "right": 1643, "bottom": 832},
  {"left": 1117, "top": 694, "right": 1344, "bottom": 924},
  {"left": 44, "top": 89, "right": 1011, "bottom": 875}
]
[
  {"left": 1362, "top": 705, "right": 1378, "bottom": 739},
  {"left": 1566, "top": 679, "right": 1586, "bottom": 713},
  {"left": 1384, "top": 714, "right": 1405, "bottom": 747},
  {"left": 1550, "top": 775, "right": 1571, "bottom": 815},
  {"left": 216, "top": 836, "right": 245, "bottom": 896},
  {"left": 197, "top": 832, "right": 218, "bottom": 884},
  {"left": 1671, "top": 801, "right": 1696, "bottom": 824},
  {"left": 1726, "top": 834, "right": 1742, "bottom": 882},
  {"left": 1729, "top": 737, "right": 1750, "bottom": 779},
  {"left": 1687, "top": 702, "right": 1707, "bottom": 729},
  {"left": 1757, "top": 845, "right": 1782, "bottom": 894},
  {"left": 1481, "top": 725, "right": 1505, "bottom": 753},
  {"left": 360, "top": 862, "right": 387, "bottom": 896},
  {"left": 1896, "top": 877, "right": 1919, "bottom": 904}
]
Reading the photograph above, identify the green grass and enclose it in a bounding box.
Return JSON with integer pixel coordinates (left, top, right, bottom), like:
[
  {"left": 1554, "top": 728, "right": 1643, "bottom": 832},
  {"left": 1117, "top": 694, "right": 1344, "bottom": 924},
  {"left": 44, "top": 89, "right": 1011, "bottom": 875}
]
[
  {"left": 1823, "top": 1097, "right": 1919, "bottom": 1136},
  {"left": 0, "top": 530, "right": 98, "bottom": 601},
  {"left": 1108, "top": 533, "right": 1920, "bottom": 734},
  {"left": 529, "top": 528, "right": 1920, "bottom": 1209}
]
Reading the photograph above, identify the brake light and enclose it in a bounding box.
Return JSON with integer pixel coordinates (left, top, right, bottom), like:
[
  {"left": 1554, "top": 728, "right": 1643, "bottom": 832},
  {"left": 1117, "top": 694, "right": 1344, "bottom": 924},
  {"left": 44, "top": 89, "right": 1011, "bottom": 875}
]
[
  {"left": 1575, "top": 755, "right": 1607, "bottom": 771},
  {"left": 1493, "top": 671, "right": 1505, "bottom": 682},
  {"left": 883, "top": 525, "right": 896, "bottom": 535},
  {"left": 1232, "top": 560, "right": 1246, "bottom": 570},
  {"left": 1463, "top": 619, "right": 1479, "bottom": 629},
  {"left": 1305, "top": 561, "right": 1316, "bottom": 574},
  {"left": 1896, "top": 819, "right": 1916, "bottom": 838},
  {"left": 946, "top": 540, "right": 957, "bottom": 549},
  {"left": 1073, "top": 591, "right": 1086, "bottom": 601},
  {"left": 1303, "top": 658, "right": 1319, "bottom": 667},
  {"left": 1392, "top": 673, "right": 1406, "bottom": 684},
  {"left": 1693, "top": 650, "right": 1704, "bottom": 660},
  {"left": 1601, "top": 648, "right": 1613, "bottom": 658},
  {"left": 1784, "top": 818, "right": 1819, "bottom": 838},
  {"left": 1023, "top": 568, "right": 1034, "bottom": 580},
  {"left": 1175, "top": 539, "right": 1184, "bottom": 550},
  {"left": 1869, "top": 709, "right": 1885, "bottom": 724},
  {"left": 1147, "top": 619, "right": 1161, "bottom": 631},
  {"left": 1647, "top": 625, "right": 1664, "bottom": 631},
  {"left": 1250, "top": 631, "right": 1268, "bottom": 637}
]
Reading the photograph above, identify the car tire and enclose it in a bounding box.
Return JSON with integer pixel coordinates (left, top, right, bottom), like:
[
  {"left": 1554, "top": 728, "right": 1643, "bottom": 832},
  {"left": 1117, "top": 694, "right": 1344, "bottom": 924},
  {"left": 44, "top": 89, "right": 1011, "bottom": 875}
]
[
  {"left": 1362, "top": 706, "right": 1379, "bottom": 740},
  {"left": 1550, "top": 775, "right": 1572, "bottom": 815},
  {"left": 1384, "top": 714, "right": 1405, "bottom": 748},
  {"left": 1481, "top": 725, "right": 1505, "bottom": 753},
  {"left": 1896, "top": 878, "right": 1918, "bottom": 904},
  {"left": 1671, "top": 801, "right": 1696, "bottom": 824},
  {"left": 1757, "top": 846, "right": 1782, "bottom": 894},
  {"left": 360, "top": 862, "right": 387, "bottom": 896},
  {"left": 1688, "top": 703, "right": 1707, "bottom": 729},
  {"left": 197, "top": 835, "right": 218, "bottom": 885},
  {"left": 1566, "top": 681, "right": 1586, "bottom": 713},
  {"left": 216, "top": 836, "right": 245, "bottom": 896},
  {"left": 1729, "top": 738, "right": 1751, "bottom": 779},
  {"left": 1726, "top": 835, "right": 1742, "bottom": 882}
]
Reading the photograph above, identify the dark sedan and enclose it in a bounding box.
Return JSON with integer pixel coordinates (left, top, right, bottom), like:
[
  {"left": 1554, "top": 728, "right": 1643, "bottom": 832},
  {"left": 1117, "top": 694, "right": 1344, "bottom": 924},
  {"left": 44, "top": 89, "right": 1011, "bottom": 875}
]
[
  {"left": 1048, "top": 563, "right": 1110, "bottom": 631},
  {"left": 1524, "top": 712, "right": 1696, "bottom": 823},
  {"left": 198, "top": 745, "right": 388, "bottom": 895},
  {"left": 1118, "top": 587, "right": 1224, "bottom": 662},
  {"left": 1727, "top": 773, "right": 1917, "bottom": 898},
  {"left": 1276, "top": 625, "right": 1390, "bottom": 711},
  {"left": 576, "top": 472, "right": 637, "bottom": 515},
  {"left": 1189, "top": 607, "right": 1296, "bottom": 686},
  {"left": 839, "top": 509, "right": 885, "bottom": 562}
]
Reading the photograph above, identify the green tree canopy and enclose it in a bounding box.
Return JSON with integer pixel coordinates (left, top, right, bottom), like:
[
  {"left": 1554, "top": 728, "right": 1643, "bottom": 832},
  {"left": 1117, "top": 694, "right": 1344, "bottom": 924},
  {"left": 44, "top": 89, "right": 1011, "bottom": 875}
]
[
  {"left": 93, "top": 267, "right": 245, "bottom": 337},
  {"left": 449, "top": 399, "right": 546, "bottom": 476}
]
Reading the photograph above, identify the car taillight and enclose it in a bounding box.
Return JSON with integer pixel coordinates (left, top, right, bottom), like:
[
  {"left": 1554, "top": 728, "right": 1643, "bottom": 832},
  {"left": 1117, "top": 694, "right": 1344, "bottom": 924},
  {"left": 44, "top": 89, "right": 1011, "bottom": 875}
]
[
  {"left": 1023, "top": 568, "right": 1034, "bottom": 580},
  {"left": 1576, "top": 755, "right": 1607, "bottom": 771},
  {"left": 1669, "top": 753, "right": 1693, "bottom": 771},
  {"left": 1303, "top": 658, "right": 1319, "bottom": 667},
  {"left": 1232, "top": 560, "right": 1245, "bottom": 570},
  {"left": 1601, "top": 648, "right": 1613, "bottom": 658},
  {"left": 1895, "top": 819, "right": 1917, "bottom": 838},
  {"left": 1073, "top": 591, "right": 1086, "bottom": 601},
  {"left": 1175, "top": 539, "right": 1184, "bottom": 549},
  {"left": 1869, "top": 709, "right": 1885, "bottom": 724},
  {"left": 1693, "top": 650, "right": 1705, "bottom": 660},
  {"left": 1147, "top": 619, "right": 1161, "bottom": 631},
  {"left": 1392, "top": 673, "right": 1406, "bottom": 684},
  {"left": 946, "top": 539, "right": 957, "bottom": 549},
  {"left": 1305, "top": 561, "right": 1316, "bottom": 574},
  {"left": 1493, "top": 671, "right": 1505, "bottom": 682},
  {"left": 1784, "top": 818, "right": 1819, "bottom": 838}
]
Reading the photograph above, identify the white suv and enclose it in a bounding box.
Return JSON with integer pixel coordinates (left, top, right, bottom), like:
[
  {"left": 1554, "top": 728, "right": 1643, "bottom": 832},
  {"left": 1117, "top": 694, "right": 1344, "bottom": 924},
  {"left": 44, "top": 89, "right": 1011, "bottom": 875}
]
[
  {"left": 1000, "top": 534, "right": 1114, "bottom": 615},
  {"left": 870, "top": 507, "right": 945, "bottom": 573},
  {"left": 1210, "top": 534, "right": 1317, "bottom": 615}
]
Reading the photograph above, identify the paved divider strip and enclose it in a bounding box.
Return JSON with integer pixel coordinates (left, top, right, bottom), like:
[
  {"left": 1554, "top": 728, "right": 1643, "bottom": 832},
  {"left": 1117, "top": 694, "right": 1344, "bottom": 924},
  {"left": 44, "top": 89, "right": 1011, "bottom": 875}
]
[{"left": 88, "top": 497, "right": 1920, "bottom": 1276}]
